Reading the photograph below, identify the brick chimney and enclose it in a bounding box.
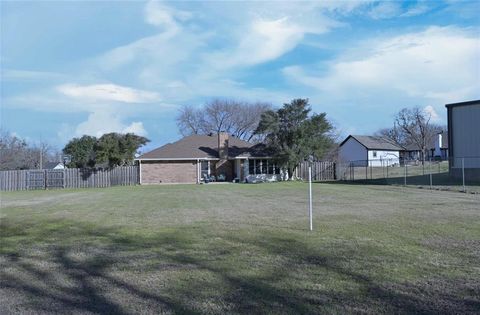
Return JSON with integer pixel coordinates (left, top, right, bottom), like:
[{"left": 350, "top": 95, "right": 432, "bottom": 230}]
[{"left": 218, "top": 132, "right": 229, "bottom": 159}]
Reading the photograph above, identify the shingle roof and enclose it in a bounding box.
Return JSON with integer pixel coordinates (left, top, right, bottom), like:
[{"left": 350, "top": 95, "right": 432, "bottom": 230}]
[
  {"left": 44, "top": 162, "right": 63, "bottom": 169},
  {"left": 340, "top": 135, "right": 403, "bottom": 151},
  {"left": 137, "top": 134, "right": 267, "bottom": 160}
]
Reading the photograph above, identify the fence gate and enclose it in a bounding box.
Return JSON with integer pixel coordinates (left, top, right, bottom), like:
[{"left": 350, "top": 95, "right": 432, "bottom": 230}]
[
  {"left": 46, "top": 170, "right": 65, "bottom": 189},
  {"left": 27, "top": 170, "right": 46, "bottom": 190}
]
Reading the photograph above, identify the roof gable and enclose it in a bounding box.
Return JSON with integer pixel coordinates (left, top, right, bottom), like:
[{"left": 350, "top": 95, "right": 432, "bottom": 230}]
[{"left": 340, "top": 135, "right": 403, "bottom": 151}]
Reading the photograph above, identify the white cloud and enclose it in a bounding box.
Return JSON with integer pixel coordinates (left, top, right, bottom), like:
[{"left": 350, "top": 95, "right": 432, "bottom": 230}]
[
  {"left": 210, "top": 17, "right": 315, "bottom": 68},
  {"left": 57, "top": 83, "right": 160, "bottom": 103},
  {"left": 123, "top": 122, "right": 147, "bottom": 136},
  {"left": 401, "top": 3, "right": 431, "bottom": 17},
  {"left": 368, "top": 2, "right": 402, "bottom": 20},
  {"left": 423, "top": 105, "right": 440, "bottom": 122},
  {"left": 284, "top": 26, "right": 480, "bottom": 105},
  {"left": 145, "top": 0, "right": 191, "bottom": 30},
  {"left": 318, "top": 0, "right": 374, "bottom": 14},
  {"left": 75, "top": 111, "right": 148, "bottom": 137},
  {"left": 99, "top": 0, "right": 345, "bottom": 93}
]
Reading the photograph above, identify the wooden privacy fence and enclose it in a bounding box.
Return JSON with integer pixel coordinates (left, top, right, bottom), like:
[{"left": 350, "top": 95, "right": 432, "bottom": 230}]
[
  {"left": 296, "top": 161, "right": 336, "bottom": 181},
  {"left": 0, "top": 166, "right": 139, "bottom": 191}
]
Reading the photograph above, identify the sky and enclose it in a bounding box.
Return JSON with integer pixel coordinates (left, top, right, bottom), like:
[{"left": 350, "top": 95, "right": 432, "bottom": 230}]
[{"left": 1, "top": 0, "right": 479, "bottom": 152}]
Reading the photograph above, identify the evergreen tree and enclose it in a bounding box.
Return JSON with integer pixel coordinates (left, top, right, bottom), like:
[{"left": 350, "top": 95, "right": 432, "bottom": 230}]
[
  {"left": 255, "top": 99, "right": 334, "bottom": 177},
  {"left": 63, "top": 133, "right": 149, "bottom": 168},
  {"left": 63, "top": 135, "right": 97, "bottom": 168}
]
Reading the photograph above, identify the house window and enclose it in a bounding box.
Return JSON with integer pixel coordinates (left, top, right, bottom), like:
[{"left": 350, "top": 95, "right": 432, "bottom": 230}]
[
  {"left": 249, "top": 160, "right": 255, "bottom": 175},
  {"left": 201, "top": 161, "right": 210, "bottom": 179},
  {"left": 268, "top": 162, "right": 274, "bottom": 174},
  {"left": 372, "top": 151, "right": 377, "bottom": 158},
  {"left": 247, "top": 159, "right": 277, "bottom": 175},
  {"left": 255, "top": 160, "right": 262, "bottom": 174}
]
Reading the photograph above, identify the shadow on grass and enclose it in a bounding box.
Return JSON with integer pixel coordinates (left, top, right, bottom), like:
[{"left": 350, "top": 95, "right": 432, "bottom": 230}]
[{"left": 1, "top": 219, "right": 478, "bottom": 314}]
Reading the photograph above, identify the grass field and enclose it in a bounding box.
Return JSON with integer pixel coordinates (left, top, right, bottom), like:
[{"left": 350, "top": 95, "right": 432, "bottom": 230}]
[{"left": 1, "top": 183, "right": 479, "bottom": 314}]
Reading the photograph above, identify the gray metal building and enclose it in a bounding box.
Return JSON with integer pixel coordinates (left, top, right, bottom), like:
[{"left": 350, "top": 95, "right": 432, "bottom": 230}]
[{"left": 446, "top": 100, "right": 480, "bottom": 181}]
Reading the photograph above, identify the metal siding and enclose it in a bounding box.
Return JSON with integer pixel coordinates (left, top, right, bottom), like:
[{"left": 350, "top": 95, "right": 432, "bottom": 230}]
[
  {"left": 451, "top": 104, "right": 480, "bottom": 168},
  {"left": 339, "top": 137, "right": 368, "bottom": 163}
]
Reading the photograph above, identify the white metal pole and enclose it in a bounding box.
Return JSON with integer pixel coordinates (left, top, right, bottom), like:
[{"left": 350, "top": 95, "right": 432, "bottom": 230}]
[
  {"left": 462, "top": 157, "right": 465, "bottom": 192},
  {"left": 309, "top": 166, "right": 313, "bottom": 231},
  {"left": 139, "top": 160, "right": 142, "bottom": 185},
  {"left": 196, "top": 159, "right": 200, "bottom": 184}
]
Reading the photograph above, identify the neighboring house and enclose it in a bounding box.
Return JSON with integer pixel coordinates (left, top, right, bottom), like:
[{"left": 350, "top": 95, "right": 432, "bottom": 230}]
[
  {"left": 446, "top": 100, "right": 480, "bottom": 180},
  {"left": 43, "top": 162, "right": 65, "bottom": 170},
  {"left": 136, "top": 133, "right": 276, "bottom": 184},
  {"left": 403, "top": 131, "right": 449, "bottom": 161},
  {"left": 339, "top": 135, "right": 402, "bottom": 167}
]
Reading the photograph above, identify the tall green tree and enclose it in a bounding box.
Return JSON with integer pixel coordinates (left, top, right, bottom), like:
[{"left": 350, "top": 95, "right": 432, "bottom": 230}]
[
  {"left": 63, "top": 133, "right": 149, "bottom": 168},
  {"left": 255, "top": 99, "right": 334, "bottom": 177},
  {"left": 95, "top": 133, "right": 149, "bottom": 167},
  {"left": 63, "top": 135, "right": 97, "bottom": 168}
]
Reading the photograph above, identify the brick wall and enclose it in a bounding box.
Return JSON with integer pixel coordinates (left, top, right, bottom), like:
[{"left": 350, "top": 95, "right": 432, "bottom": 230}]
[{"left": 141, "top": 161, "right": 197, "bottom": 184}]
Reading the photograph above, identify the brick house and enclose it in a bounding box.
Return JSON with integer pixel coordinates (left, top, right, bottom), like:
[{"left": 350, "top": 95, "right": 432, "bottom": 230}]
[{"left": 136, "top": 133, "right": 277, "bottom": 184}]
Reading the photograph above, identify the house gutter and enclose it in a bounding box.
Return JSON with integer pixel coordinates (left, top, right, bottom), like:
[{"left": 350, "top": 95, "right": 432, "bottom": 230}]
[
  {"left": 135, "top": 157, "right": 219, "bottom": 161},
  {"left": 233, "top": 156, "right": 273, "bottom": 159},
  {"left": 135, "top": 157, "right": 273, "bottom": 161}
]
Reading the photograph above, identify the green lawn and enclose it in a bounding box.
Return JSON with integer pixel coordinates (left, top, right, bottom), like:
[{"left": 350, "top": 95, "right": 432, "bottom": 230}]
[{"left": 1, "top": 183, "right": 479, "bottom": 314}]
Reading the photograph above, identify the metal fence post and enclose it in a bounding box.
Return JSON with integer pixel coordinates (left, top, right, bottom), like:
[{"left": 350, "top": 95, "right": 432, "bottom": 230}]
[
  {"left": 365, "top": 161, "right": 368, "bottom": 180},
  {"left": 308, "top": 166, "right": 313, "bottom": 231},
  {"left": 386, "top": 159, "right": 389, "bottom": 179},
  {"left": 429, "top": 157, "right": 432, "bottom": 190},
  {"left": 462, "top": 157, "right": 466, "bottom": 192},
  {"left": 404, "top": 163, "right": 407, "bottom": 187}
]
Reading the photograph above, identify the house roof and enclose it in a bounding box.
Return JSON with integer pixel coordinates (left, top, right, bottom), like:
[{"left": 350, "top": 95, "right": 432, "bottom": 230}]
[
  {"left": 445, "top": 99, "right": 480, "bottom": 108},
  {"left": 404, "top": 131, "right": 449, "bottom": 151},
  {"left": 340, "top": 135, "right": 403, "bottom": 151},
  {"left": 44, "top": 162, "right": 63, "bottom": 169},
  {"left": 137, "top": 134, "right": 268, "bottom": 160}
]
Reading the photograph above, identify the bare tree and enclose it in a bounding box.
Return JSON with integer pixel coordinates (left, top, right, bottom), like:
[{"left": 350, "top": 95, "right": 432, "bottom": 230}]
[
  {"left": 176, "top": 99, "right": 272, "bottom": 142},
  {"left": 374, "top": 125, "right": 406, "bottom": 147},
  {"left": 394, "top": 107, "right": 442, "bottom": 164},
  {"left": 176, "top": 105, "right": 205, "bottom": 136},
  {"left": 0, "top": 130, "right": 57, "bottom": 170},
  {"left": 32, "top": 141, "right": 53, "bottom": 169},
  {"left": 1, "top": 130, "right": 29, "bottom": 170}
]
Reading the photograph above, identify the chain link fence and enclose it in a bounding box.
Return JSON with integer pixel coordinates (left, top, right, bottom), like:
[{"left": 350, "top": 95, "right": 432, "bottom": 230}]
[{"left": 336, "top": 157, "right": 480, "bottom": 193}]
